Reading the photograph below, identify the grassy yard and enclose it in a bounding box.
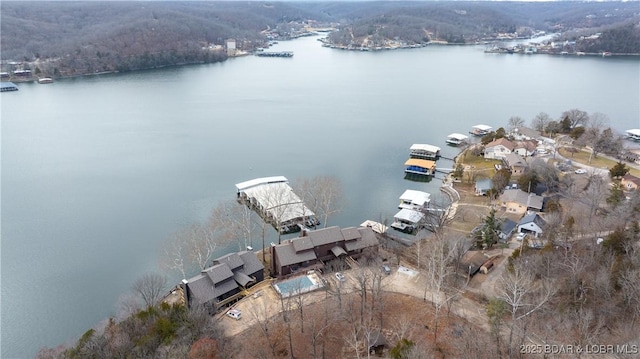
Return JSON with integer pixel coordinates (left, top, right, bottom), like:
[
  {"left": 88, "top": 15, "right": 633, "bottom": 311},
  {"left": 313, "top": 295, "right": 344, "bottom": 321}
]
[
  {"left": 559, "top": 147, "right": 640, "bottom": 177},
  {"left": 457, "top": 149, "right": 501, "bottom": 171}
]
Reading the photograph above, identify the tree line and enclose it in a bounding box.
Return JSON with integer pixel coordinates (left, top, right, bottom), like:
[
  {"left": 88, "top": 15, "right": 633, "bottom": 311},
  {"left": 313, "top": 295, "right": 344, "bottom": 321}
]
[{"left": 2, "top": 1, "right": 638, "bottom": 78}]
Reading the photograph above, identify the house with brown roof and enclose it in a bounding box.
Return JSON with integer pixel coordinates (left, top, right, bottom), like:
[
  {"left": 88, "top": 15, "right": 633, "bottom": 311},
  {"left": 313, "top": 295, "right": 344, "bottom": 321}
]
[
  {"left": 621, "top": 173, "right": 640, "bottom": 191},
  {"left": 484, "top": 138, "right": 515, "bottom": 160},
  {"left": 499, "top": 189, "right": 543, "bottom": 215},
  {"left": 272, "top": 225, "right": 379, "bottom": 277}
]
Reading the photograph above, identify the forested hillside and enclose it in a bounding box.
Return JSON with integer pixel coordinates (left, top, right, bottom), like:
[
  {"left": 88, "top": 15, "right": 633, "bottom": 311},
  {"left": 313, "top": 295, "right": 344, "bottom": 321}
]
[{"left": 1, "top": 1, "right": 638, "bottom": 77}]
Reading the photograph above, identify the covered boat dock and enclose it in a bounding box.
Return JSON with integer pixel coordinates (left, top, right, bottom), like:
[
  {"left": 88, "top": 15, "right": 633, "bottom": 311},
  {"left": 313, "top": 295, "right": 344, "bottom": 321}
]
[
  {"left": 235, "top": 176, "right": 319, "bottom": 234},
  {"left": 446, "top": 133, "right": 469, "bottom": 146},
  {"left": 398, "top": 189, "right": 431, "bottom": 210},
  {"left": 626, "top": 129, "right": 640, "bottom": 141},
  {"left": 469, "top": 124, "right": 492, "bottom": 137},
  {"left": 390, "top": 208, "right": 425, "bottom": 233},
  {"left": 404, "top": 158, "right": 436, "bottom": 176},
  {"left": 409, "top": 144, "right": 441, "bottom": 160}
]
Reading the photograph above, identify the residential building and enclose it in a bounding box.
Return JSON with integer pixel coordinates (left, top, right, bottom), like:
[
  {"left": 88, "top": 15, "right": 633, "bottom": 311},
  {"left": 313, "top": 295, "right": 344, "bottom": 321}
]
[
  {"left": 484, "top": 138, "right": 515, "bottom": 160},
  {"left": 621, "top": 173, "right": 640, "bottom": 191},
  {"left": 182, "top": 250, "right": 264, "bottom": 311},
  {"left": 475, "top": 178, "right": 492, "bottom": 196},
  {"left": 517, "top": 213, "right": 546, "bottom": 238},
  {"left": 500, "top": 189, "right": 543, "bottom": 215},
  {"left": 499, "top": 219, "right": 517, "bottom": 242},
  {"left": 503, "top": 153, "right": 528, "bottom": 175},
  {"left": 272, "top": 226, "right": 378, "bottom": 277},
  {"left": 513, "top": 140, "right": 538, "bottom": 157}
]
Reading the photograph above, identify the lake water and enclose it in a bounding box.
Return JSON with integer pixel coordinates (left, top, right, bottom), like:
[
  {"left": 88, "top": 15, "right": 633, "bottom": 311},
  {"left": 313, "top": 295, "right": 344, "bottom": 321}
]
[{"left": 1, "top": 35, "right": 638, "bottom": 358}]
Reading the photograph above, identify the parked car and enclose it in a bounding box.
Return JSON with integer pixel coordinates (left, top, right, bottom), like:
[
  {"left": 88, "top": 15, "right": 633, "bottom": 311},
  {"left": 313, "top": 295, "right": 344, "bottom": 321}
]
[
  {"left": 382, "top": 265, "right": 391, "bottom": 275},
  {"left": 226, "top": 308, "right": 242, "bottom": 320},
  {"left": 575, "top": 168, "right": 587, "bottom": 174},
  {"left": 516, "top": 232, "right": 527, "bottom": 241},
  {"left": 335, "top": 272, "right": 346, "bottom": 282}
]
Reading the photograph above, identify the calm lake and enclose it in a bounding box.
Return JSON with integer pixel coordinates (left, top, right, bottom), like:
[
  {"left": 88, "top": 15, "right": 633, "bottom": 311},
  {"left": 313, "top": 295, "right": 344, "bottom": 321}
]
[{"left": 1, "top": 34, "right": 638, "bottom": 358}]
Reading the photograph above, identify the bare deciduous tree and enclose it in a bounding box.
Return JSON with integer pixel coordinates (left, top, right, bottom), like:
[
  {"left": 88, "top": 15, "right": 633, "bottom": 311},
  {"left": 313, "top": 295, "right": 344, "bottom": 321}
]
[
  {"left": 561, "top": 108, "right": 590, "bottom": 129},
  {"left": 216, "top": 199, "right": 257, "bottom": 251},
  {"left": 507, "top": 116, "right": 525, "bottom": 132},
  {"left": 531, "top": 112, "right": 550, "bottom": 134},
  {"left": 498, "top": 265, "right": 556, "bottom": 358},
  {"left": 132, "top": 272, "right": 167, "bottom": 308},
  {"left": 159, "top": 230, "right": 188, "bottom": 280},
  {"left": 293, "top": 175, "right": 344, "bottom": 228}
]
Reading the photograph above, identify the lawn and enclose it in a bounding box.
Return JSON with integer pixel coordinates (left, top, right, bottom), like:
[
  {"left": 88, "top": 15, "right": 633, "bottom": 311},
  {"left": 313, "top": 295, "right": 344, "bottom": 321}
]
[
  {"left": 457, "top": 149, "right": 501, "bottom": 171},
  {"left": 559, "top": 147, "right": 640, "bottom": 177}
]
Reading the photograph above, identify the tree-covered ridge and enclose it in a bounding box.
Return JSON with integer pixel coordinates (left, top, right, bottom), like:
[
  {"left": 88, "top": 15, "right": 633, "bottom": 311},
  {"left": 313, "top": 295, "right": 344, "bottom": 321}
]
[
  {"left": 1, "top": 1, "right": 638, "bottom": 77},
  {"left": 326, "top": 1, "right": 640, "bottom": 46}
]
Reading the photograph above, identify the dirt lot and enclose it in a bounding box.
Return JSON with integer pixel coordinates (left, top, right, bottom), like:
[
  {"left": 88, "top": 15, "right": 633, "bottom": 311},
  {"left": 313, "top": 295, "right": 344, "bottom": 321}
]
[{"left": 221, "top": 263, "right": 491, "bottom": 358}]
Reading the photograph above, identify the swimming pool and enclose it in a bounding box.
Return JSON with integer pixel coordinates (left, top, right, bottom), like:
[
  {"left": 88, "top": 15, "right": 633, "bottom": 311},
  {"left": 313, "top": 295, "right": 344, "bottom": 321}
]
[{"left": 273, "top": 274, "right": 323, "bottom": 298}]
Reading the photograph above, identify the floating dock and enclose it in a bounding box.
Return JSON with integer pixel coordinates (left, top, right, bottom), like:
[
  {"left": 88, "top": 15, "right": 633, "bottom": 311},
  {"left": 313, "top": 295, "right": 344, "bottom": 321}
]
[
  {"left": 255, "top": 51, "right": 293, "bottom": 58},
  {"left": 0, "top": 82, "right": 18, "bottom": 92}
]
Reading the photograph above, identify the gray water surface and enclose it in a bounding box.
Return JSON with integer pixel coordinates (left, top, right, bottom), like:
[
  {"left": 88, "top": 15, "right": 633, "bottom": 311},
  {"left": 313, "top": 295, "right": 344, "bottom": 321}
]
[{"left": 2, "top": 35, "right": 639, "bottom": 358}]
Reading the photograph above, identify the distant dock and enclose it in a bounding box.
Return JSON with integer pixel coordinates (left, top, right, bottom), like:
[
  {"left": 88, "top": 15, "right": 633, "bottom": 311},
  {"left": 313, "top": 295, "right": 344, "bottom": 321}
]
[
  {"left": 0, "top": 82, "right": 18, "bottom": 92},
  {"left": 255, "top": 51, "right": 293, "bottom": 58}
]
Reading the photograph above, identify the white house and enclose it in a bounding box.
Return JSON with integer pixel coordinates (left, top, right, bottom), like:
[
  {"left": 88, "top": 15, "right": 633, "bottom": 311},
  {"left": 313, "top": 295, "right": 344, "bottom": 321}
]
[
  {"left": 517, "top": 213, "right": 546, "bottom": 238},
  {"left": 513, "top": 140, "right": 537, "bottom": 157},
  {"left": 484, "top": 138, "right": 515, "bottom": 160}
]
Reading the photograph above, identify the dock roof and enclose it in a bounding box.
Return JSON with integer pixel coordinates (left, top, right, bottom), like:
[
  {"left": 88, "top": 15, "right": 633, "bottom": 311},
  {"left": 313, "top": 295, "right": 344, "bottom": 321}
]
[
  {"left": 410, "top": 144, "right": 441, "bottom": 154},
  {"left": 404, "top": 158, "right": 436, "bottom": 169},
  {"left": 394, "top": 208, "right": 425, "bottom": 224},
  {"left": 472, "top": 124, "right": 493, "bottom": 131},
  {"left": 240, "top": 181, "right": 315, "bottom": 223},
  {"left": 399, "top": 189, "right": 431, "bottom": 206},
  {"left": 235, "top": 176, "right": 288, "bottom": 191},
  {"left": 447, "top": 133, "right": 469, "bottom": 140}
]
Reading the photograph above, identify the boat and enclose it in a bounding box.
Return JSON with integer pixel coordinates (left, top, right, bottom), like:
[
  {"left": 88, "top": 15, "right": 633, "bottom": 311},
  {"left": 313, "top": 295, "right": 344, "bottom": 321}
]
[
  {"left": 38, "top": 78, "right": 53, "bottom": 84},
  {"left": 625, "top": 129, "right": 640, "bottom": 141},
  {"left": 446, "top": 133, "right": 469, "bottom": 146},
  {"left": 398, "top": 189, "right": 431, "bottom": 210},
  {"left": 409, "top": 144, "right": 441, "bottom": 160},
  {"left": 469, "top": 124, "right": 492, "bottom": 137},
  {"left": 404, "top": 158, "right": 436, "bottom": 176}
]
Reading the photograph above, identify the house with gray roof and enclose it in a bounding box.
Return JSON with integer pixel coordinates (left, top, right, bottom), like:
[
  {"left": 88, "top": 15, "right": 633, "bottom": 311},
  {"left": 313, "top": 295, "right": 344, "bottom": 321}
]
[
  {"left": 500, "top": 189, "right": 543, "bottom": 215},
  {"left": 182, "top": 250, "right": 264, "bottom": 311},
  {"left": 499, "top": 219, "right": 517, "bottom": 242},
  {"left": 475, "top": 178, "right": 493, "bottom": 196},
  {"left": 517, "top": 213, "right": 546, "bottom": 238},
  {"left": 272, "top": 226, "right": 379, "bottom": 277},
  {"left": 503, "top": 153, "right": 528, "bottom": 175}
]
